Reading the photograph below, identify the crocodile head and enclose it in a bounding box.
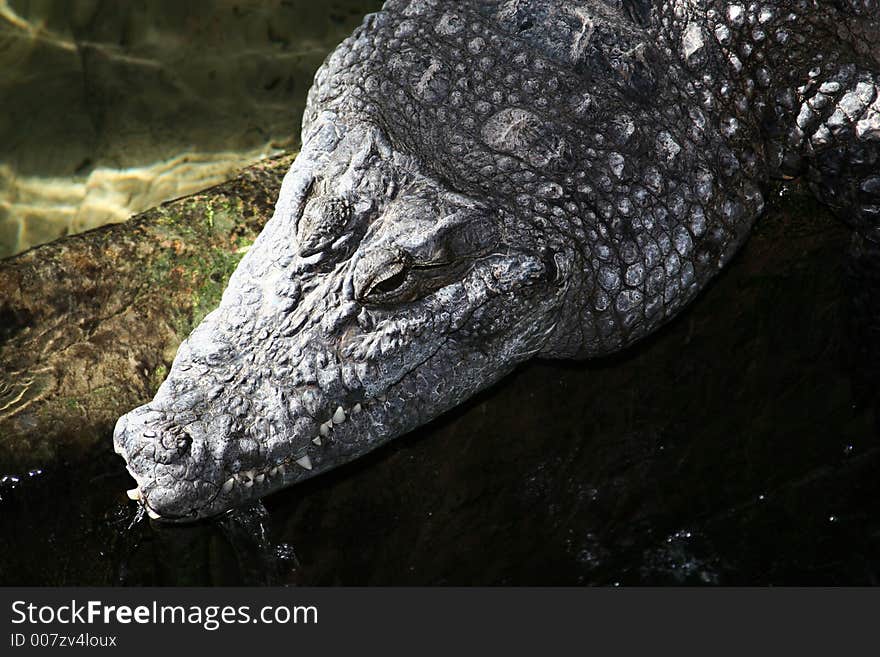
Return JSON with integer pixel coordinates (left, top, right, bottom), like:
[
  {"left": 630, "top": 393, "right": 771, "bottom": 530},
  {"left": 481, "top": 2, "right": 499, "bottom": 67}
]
[
  {"left": 114, "top": 106, "right": 570, "bottom": 520},
  {"left": 114, "top": 0, "right": 680, "bottom": 521}
]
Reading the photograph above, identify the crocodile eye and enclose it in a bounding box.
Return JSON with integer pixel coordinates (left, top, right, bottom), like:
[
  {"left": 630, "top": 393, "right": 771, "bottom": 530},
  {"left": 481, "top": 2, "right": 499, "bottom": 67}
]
[
  {"left": 372, "top": 265, "right": 409, "bottom": 294},
  {"left": 361, "top": 260, "right": 412, "bottom": 303},
  {"left": 354, "top": 246, "right": 463, "bottom": 306}
]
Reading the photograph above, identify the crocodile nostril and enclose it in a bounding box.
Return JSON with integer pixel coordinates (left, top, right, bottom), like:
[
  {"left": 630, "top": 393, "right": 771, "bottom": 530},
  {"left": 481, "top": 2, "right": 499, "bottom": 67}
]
[
  {"left": 175, "top": 432, "right": 192, "bottom": 453},
  {"left": 158, "top": 426, "right": 192, "bottom": 461}
]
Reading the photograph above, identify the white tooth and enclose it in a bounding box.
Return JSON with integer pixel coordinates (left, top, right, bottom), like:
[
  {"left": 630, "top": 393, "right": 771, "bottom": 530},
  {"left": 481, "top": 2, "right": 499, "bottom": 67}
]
[
  {"left": 114, "top": 442, "right": 125, "bottom": 455},
  {"left": 146, "top": 507, "right": 161, "bottom": 520},
  {"left": 126, "top": 488, "right": 141, "bottom": 501},
  {"left": 320, "top": 422, "right": 331, "bottom": 437},
  {"left": 378, "top": 394, "right": 387, "bottom": 402},
  {"left": 332, "top": 406, "right": 346, "bottom": 424},
  {"left": 295, "top": 455, "right": 313, "bottom": 470},
  {"left": 278, "top": 464, "right": 286, "bottom": 474},
  {"left": 255, "top": 473, "right": 265, "bottom": 484},
  {"left": 222, "top": 478, "right": 235, "bottom": 493},
  {"left": 243, "top": 477, "right": 254, "bottom": 488},
  {"left": 269, "top": 466, "right": 279, "bottom": 477},
  {"left": 312, "top": 436, "right": 322, "bottom": 446},
  {"left": 352, "top": 403, "right": 362, "bottom": 414}
]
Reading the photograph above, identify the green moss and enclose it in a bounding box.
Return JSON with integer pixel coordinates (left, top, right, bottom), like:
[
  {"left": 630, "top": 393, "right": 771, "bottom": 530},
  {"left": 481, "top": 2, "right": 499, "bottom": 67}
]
[
  {"left": 127, "top": 182, "right": 266, "bottom": 341},
  {"left": 151, "top": 364, "right": 169, "bottom": 389},
  {"left": 188, "top": 248, "right": 247, "bottom": 328},
  {"left": 205, "top": 202, "right": 215, "bottom": 229}
]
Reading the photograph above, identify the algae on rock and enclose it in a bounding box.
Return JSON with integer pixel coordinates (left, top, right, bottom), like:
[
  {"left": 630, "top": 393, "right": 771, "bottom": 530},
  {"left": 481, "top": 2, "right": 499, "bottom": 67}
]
[{"left": 0, "top": 153, "right": 295, "bottom": 471}]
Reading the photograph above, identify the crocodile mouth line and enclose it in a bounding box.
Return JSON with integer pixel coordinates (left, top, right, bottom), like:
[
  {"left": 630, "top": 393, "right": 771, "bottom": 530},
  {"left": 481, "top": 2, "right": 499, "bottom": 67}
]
[
  {"left": 120, "top": 389, "right": 391, "bottom": 520},
  {"left": 118, "top": 310, "right": 454, "bottom": 521},
  {"left": 211, "top": 394, "right": 382, "bottom": 496}
]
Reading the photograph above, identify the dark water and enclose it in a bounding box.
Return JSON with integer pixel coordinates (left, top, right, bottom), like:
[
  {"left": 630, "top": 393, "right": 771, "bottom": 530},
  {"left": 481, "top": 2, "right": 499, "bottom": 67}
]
[{"left": 1, "top": 191, "right": 879, "bottom": 585}]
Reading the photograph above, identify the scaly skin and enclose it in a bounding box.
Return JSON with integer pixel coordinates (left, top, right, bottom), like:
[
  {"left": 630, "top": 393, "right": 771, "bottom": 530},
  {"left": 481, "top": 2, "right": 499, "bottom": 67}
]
[{"left": 114, "top": 0, "right": 880, "bottom": 521}]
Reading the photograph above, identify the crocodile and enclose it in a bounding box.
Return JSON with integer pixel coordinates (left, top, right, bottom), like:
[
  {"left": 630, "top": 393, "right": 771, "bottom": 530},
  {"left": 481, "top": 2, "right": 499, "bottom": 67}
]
[{"left": 114, "top": 0, "right": 880, "bottom": 521}]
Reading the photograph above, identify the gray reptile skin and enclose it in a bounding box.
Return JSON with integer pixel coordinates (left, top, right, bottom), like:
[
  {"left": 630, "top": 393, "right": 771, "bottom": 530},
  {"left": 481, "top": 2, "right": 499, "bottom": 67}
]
[{"left": 114, "top": 0, "right": 880, "bottom": 521}]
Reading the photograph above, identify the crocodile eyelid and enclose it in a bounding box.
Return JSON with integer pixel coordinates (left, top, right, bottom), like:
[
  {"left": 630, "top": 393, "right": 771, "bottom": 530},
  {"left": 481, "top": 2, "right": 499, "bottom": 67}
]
[{"left": 363, "top": 259, "right": 409, "bottom": 299}]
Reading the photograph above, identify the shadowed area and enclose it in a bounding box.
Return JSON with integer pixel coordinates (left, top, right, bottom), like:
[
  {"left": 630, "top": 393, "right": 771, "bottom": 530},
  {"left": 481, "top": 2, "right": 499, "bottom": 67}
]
[{"left": 1, "top": 186, "right": 878, "bottom": 585}]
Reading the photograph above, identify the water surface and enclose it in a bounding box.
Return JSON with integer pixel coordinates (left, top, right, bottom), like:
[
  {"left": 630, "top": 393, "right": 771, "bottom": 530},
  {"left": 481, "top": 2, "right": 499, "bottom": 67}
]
[{"left": 0, "top": 0, "right": 383, "bottom": 256}]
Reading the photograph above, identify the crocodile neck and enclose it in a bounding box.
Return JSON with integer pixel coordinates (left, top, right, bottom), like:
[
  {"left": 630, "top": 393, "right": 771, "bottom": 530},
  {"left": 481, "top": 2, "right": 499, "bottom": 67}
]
[{"left": 650, "top": 1, "right": 878, "bottom": 177}]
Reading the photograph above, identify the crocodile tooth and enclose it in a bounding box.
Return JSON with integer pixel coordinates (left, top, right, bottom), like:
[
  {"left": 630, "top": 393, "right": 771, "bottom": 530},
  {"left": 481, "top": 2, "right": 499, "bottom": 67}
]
[
  {"left": 378, "top": 394, "right": 387, "bottom": 402},
  {"left": 312, "top": 436, "right": 322, "bottom": 446},
  {"left": 295, "top": 455, "right": 313, "bottom": 470},
  {"left": 332, "top": 406, "right": 346, "bottom": 424},
  {"left": 255, "top": 473, "right": 266, "bottom": 484},
  {"left": 320, "top": 422, "right": 331, "bottom": 437},
  {"left": 352, "top": 403, "right": 362, "bottom": 414},
  {"left": 269, "top": 466, "right": 279, "bottom": 477},
  {"left": 126, "top": 488, "right": 141, "bottom": 501},
  {"left": 222, "top": 478, "right": 235, "bottom": 493},
  {"left": 146, "top": 507, "right": 161, "bottom": 520}
]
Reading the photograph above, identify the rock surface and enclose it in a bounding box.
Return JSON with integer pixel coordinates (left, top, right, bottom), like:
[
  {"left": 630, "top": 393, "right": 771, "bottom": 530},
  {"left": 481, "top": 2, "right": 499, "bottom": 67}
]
[{"left": 0, "top": 153, "right": 295, "bottom": 470}]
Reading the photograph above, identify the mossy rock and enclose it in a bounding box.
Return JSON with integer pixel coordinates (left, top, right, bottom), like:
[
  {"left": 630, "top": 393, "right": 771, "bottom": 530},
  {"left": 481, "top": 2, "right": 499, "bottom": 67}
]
[{"left": 0, "top": 153, "right": 296, "bottom": 471}]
